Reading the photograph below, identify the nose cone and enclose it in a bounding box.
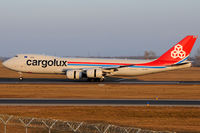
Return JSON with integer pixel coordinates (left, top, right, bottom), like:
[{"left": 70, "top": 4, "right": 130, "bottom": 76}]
[{"left": 2, "top": 59, "right": 12, "bottom": 69}]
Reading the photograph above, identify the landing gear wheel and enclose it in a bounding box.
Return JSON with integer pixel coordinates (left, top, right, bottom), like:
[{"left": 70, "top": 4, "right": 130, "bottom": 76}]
[
  {"left": 19, "top": 77, "right": 23, "bottom": 81},
  {"left": 99, "top": 78, "right": 104, "bottom": 82},
  {"left": 87, "top": 78, "right": 104, "bottom": 82},
  {"left": 96, "top": 78, "right": 100, "bottom": 82},
  {"left": 87, "top": 78, "right": 95, "bottom": 82}
]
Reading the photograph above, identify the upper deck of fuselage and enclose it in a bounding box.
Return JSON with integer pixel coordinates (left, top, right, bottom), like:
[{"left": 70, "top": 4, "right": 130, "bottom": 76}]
[{"left": 15, "top": 54, "right": 154, "bottom": 65}]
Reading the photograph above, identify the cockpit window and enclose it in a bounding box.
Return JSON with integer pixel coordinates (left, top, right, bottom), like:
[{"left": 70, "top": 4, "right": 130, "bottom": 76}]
[{"left": 14, "top": 55, "right": 18, "bottom": 57}]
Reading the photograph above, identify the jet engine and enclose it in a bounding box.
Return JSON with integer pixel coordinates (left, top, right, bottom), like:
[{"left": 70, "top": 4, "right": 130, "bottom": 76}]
[
  {"left": 86, "top": 69, "right": 103, "bottom": 78},
  {"left": 66, "top": 70, "right": 83, "bottom": 80}
]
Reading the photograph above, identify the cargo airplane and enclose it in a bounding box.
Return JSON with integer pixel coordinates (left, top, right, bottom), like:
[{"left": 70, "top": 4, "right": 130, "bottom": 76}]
[{"left": 2, "top": 35, "right": 198, "bottom": 81}]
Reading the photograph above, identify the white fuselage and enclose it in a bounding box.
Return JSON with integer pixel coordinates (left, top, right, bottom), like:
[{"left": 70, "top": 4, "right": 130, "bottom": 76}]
[{"left": 3, "top": 54, "right": 191, "bottom": 77}]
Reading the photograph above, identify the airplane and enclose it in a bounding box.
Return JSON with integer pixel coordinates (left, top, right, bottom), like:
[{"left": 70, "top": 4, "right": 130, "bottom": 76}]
[{"left": 2, "top": 35, "right": 198, "bottom": 82}]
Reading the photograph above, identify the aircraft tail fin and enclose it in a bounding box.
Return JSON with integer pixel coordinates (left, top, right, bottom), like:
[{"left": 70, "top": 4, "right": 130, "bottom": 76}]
[{"left": 139, "top": 35, "right": 198, "bottom": 66}]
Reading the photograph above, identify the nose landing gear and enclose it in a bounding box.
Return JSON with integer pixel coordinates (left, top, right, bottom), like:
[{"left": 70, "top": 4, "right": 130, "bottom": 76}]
[{"left": 18, "top": 72, "right": 23, "bottom": 81}]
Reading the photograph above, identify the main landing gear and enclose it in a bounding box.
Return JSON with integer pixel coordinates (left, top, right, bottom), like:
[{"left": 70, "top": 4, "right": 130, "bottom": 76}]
[{"left": 87, "top": 78, "right": 104, "bottom": 82}]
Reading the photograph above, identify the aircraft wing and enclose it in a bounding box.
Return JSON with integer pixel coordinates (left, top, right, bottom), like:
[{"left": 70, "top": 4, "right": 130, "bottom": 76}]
[
  {"left": 101, "top": 64, "right": 134, "bottom": 71},
  {"left": 63, "top": 64, "right": 134, "bottom": 76}
]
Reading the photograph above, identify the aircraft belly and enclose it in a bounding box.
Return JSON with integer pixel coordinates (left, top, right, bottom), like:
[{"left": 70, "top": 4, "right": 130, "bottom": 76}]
[
  {"left": 112, "top": 63, "right": 191, "bottom": 76},
  {"left": 113, "top": 67, "right": 166, "bottom": 76}
]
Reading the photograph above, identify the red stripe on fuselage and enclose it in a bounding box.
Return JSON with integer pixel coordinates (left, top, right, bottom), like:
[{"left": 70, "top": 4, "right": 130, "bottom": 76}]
[
  {"left": 68, "top": 62, "right": 133, "bottom": 66},
  {"left": 68, "top": 61, "right": 159, "bottom": 66}
]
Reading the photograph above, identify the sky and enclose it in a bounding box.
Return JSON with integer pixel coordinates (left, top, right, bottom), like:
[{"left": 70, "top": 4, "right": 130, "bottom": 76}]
[{"left": 0, "top": 0, "right": 200, "bottom": 57}]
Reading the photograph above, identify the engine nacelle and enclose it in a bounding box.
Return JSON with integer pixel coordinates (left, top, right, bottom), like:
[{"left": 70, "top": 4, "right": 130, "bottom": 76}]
[
  {"left": 66, "top": 70, "right": 83, "bottom": 80},
  {"left": 86, "top": 69, "right": 103, "bottom": 78}
]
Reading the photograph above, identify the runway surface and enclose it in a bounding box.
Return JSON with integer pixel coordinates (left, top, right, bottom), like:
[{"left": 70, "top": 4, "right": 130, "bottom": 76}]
[
  {"left": 0, "top": 78, "right": 200, "bottom": 84},
  {"left": 0, "top": 99, "right": 199, "bottom": 106}
]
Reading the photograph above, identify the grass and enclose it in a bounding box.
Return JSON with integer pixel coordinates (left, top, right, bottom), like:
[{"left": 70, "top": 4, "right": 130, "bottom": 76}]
[
  {"left": 0, "top": 84, "right": 200, "bottom": 99},
  {"left": 0, "top": 106, "right": 199, "bottom": 133}
]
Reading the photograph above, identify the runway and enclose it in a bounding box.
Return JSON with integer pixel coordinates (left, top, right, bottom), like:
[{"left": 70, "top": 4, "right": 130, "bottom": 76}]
[
  {"left": 0, "top": 99, "right": 199, "bottom": 106},
  {"left": 0, "top": 78, "right": 200, "bottom": 84}
]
